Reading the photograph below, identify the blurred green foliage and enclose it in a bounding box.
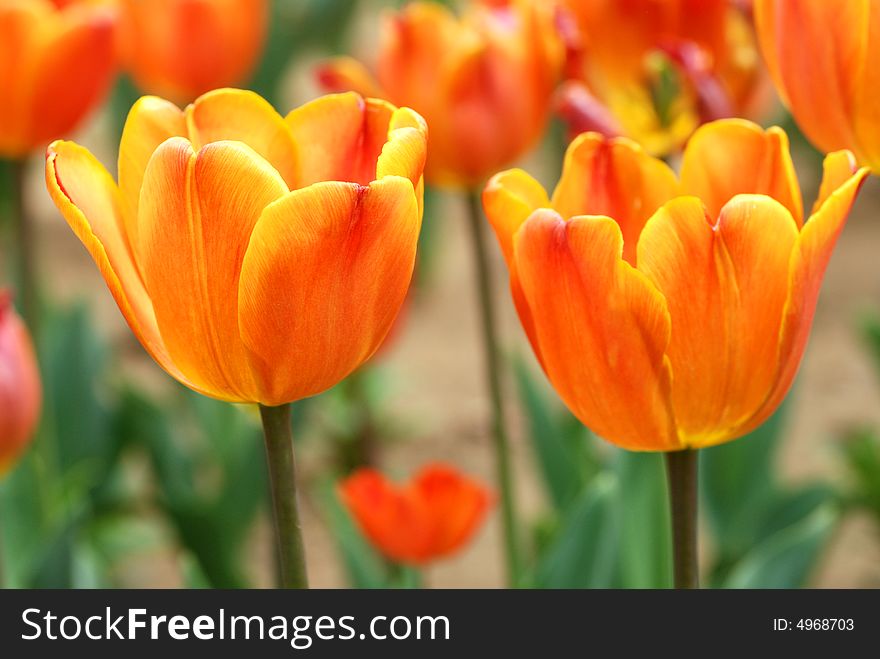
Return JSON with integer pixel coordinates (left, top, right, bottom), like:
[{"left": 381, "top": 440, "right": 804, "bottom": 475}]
[
  {"left": 836, "top": 313, "right": 880, "bottom": 543},
  {"left": 510, "top": 361, "right": 838, "bottom": 589}
]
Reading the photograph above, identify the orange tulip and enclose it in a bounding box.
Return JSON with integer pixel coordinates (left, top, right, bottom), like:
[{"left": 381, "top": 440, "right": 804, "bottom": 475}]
[
  {"left": 558, "top": 0, "right": 767, "bottom": 156},
  {"left": 46, "top": 89, "right": 427, "bottom": 406},
  {"left": 755, "top": 0, "right": 880, "bottom": 171},
  {"left": 318, "top": 0, "right": 565, "bottom": 188},
  {"left": 0, "top": 0, "right": 116, "bottom": 158},
  {"left": 0, "top": 292, "right": 41, "bottom": 475},
  {"left": 484, "top": 119, "right": 868, "bottom": 450},
  {"left": 117, "top": 0, "right": 268, "bottom": 103},
  {"left": 339, "top": 463, "right": 492, "bottom": 565}
]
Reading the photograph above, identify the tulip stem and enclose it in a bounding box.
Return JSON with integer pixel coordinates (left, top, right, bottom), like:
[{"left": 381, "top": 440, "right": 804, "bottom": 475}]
[
  {"left": 9, "top": 159, "right": 38, "bottom": 332},
  {"left": 259, "top": 403, "right": 309, "bottom": 589},
  {"left": 464, "top": 189, "right": 521, "bottom": 587},
  {"left": 664, "top": 449, "right": 699, "bottom": 589}
]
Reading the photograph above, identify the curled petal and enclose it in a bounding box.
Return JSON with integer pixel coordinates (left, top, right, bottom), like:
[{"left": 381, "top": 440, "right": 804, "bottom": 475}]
[
  {"left": 137, "top": 137, "right": 288, "bottom": 401},
  {"left": 45, "top": 140, "right": 200, "bottom": 393},
  {"left": 515, "top": 211, "right": 678, "bottom": 450},
  {"left": 185, "top": 88, "right": 299, "bottom": 188},
  {"left": 637, "top": 195, "right": 799, "bottom": 447},
  {"left": 550, "top": 133, "right": 678, "bottom": 265},
  {"left": 286, "top": 93, "right": 427, "bottom": 189},
  {"left": 680, "top": 118, "right": 803, "bottom": 224},
  {"left": 118, "top": 95, "right": 187, "bottom": 246},
  {"left": 239, "top": 178, "right": 420, "bottom": 405}
]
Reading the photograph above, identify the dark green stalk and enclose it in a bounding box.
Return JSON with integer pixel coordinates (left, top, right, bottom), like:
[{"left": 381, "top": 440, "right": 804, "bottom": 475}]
[
  {"left": 464, "top": 189, "right": 521, "bottom": 586},
  {"left": 259, "top": 404, "right": 309, "bottom": 589},
  {"left": 664, "top": 449, "right": 699, "bottom": 589}
]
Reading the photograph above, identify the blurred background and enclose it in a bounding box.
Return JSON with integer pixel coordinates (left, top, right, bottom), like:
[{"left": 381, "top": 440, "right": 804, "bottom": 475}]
[{"left": 2, "top": 0, "right": 880, "bottom": 589}]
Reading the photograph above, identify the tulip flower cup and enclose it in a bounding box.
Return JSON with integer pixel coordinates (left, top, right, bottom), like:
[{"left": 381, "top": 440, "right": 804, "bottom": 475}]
[
  {"left": 45, "top": 88, "right": 428, "bottom": 589},
  {"left": 484, "top": 118, "right": 869, "bottom": 587}
]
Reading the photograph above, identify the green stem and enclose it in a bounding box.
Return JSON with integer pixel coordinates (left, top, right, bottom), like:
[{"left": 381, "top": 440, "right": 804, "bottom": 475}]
[
  {"left": 259, "top": 404, "right": 309, "bottom": 589},
  {"left": 464, "top": 189, "right": 521, "bottom": 587},
  {"left": 10, "top": 159, "right": 38, "bottom": 332},
  {"left": 664, "top": 449, "right": 699, "bottom": 589}
]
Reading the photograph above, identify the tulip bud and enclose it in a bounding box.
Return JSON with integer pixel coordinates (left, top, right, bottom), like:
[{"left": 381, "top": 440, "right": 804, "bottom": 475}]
[
  {"left": 0, "top": 0, "right": 117, "bottom": 158},
  {"left": 0, "top": 292, "right": 41, "bottom": 475},
  {"left": 118, "top": 0, "right": 268, "bottom": 103}
]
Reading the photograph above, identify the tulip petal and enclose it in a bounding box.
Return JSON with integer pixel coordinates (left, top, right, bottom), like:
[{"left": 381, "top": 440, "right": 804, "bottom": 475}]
[
  {"left": 137, "top": 137, "right": 288, "bottom": 401},
  {"left": 414, "top": 464, "right": 490, "bottom": 557},
  {"left": 338, "top": 469, "right": 434, "bottom": 564},
  {"left": 854, "top": 1, "right": 880, "bottom": 168},
  {"left": 755, "top": 0, "right": 867, "bottom": 159},
  {"left": 315, "top": 56, "right": 384, "bottom": 98},
  {"left": 239, "top": 178, "right": 420, "bottom": 405},
  {"left": 637, "top": 195, "right": 799, "bottom": 447},
  {"left": 377, "top": 106, "right": 429, "bottom": 189},
  {"left": 515, "top": 211, "right": 678, "bottom": 450},
  {"left": 286, "top": 93, "right": 426, "bottom": 191},
  {"left": 680, "top": 119, "right": 803, "bottom": 224},
  {"left": 742, "top": 155, "right": 870, "bottom": 434},
  {"left": 45, "top": 140, "right": 202, "bottom": 393},
  {"left": 118, "top": 96, "right": 187, "bottom": 248},
  {"left": 549, "top": 133, "right": 678, "bottom": 265},
  {"left": 483, "top": 168, "right": 550, "bottom": 365},
  {"left": 185, "top": 88, "right": 299, "bottom": 188}
]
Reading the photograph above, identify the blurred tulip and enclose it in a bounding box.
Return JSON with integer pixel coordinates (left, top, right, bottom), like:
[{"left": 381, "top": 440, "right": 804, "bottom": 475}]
[
  {"left": 339, "top": 463, "right": 492, "bottom": 565},
  {"left": 0, "top": 292, "right": 40, "bottom": 475},
  {"left": 46, "top": 89, "right": 427, "bottom": 406},
  {"left": 484, "top": 119, "right": 868, "bottom": 450},
  {"left": 755, "top": 0, "right": 880, "bottom": 171},
  {"left": 0, "top": 0, "right": 116, "bottom": 158},
  {"left": 118, "top": 0, "right": 268, "bottom": 103},
  {"left": 559, "top": 0, "right": 767, "bottom": 156},
  {"left": 318, "top": 0, "right": 565, "bottom": 188}
]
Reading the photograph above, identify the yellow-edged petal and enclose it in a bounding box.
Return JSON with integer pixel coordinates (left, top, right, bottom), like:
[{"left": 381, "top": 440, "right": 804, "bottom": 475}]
[
  {"left": 680, "top": 119, "right": 803, "bottom": 225},
  {"left": 550, "top": 133, "right": 678, "bottom": 265},
  {"left": 238, "top": 177, "right": 420, "bottom": 406},
  {"left": 185, "top": 88, "right": 299, "bottom": 188},
  {"left": 637, "top": 194, "right": 799, "bottom": 447},
  {"left": 136, "top": 137, "right": 288, "bottom": 401},
  {"left": 45, "top": 140, "right": 202, "bottom": 394},
  {"left": 514, "top": 211, "right": 678, "bottom": 451}
]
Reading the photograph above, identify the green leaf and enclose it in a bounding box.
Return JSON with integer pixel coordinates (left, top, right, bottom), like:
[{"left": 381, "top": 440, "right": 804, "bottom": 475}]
[
  {"left": 723, "top": 506, "right": 837, "bottom": 589},
  {"left": 514, "top": 357, "right": 594, "bottom": 511},
  {"left": 840, "top": 427, "right": 880, "bottom": 518},
  {"left": 533, "top": 476, "right": 619, "bottom": 589},
  {"left": 117, "top": 386, "right": 265, "bottom": 588},
  {"left": 320, "top": 481, "right": 388, "bottom": 589},
  {"left": 613, "top": 451, "right": 672, "bottom": 588}
]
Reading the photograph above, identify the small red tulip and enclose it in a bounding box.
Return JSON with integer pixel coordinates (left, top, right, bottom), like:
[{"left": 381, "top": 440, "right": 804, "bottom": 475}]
[{"left": 339, "top": 463, "right": 492, "bottom": 565}]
